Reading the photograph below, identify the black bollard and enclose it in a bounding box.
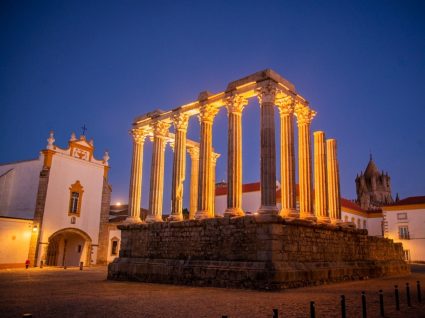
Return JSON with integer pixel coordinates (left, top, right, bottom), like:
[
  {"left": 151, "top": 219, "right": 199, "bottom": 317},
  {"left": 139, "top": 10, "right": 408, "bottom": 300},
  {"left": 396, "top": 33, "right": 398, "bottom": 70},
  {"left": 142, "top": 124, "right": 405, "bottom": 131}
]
[
  {"left": 406, "top": 283, "right": 411, "bottom": 307},
  {"left": 222, "top": 316, "right": 227, "bottom": 318},
  {"left": 394, "top": 285, "right": 400, "bottom": 311},
  {"left": 272, "top": 308, "right": 278, "bottom": 318},
  {"left": 361, "top": 291, "right": 367, "bottom": 318},
  {"left": 379, "top": 290, "right": 384, "bottom": 317},
  {"left": 40, "top": 261, "right": 43, "bottom": 269},
  {"left": 310, "top": 301, "right": 315, "bottom": 318},
  {"left": 64, "top": 265, "right": 67, "bottom": 269},
  {"left": 79, "top": 261, "right": 83, "bottom": 270},
  {"left": 417, "top": 281, "right": 422, "bottom": 303},
  {"left": 341, "top": 295, "right": 346, "bottom": 318}
]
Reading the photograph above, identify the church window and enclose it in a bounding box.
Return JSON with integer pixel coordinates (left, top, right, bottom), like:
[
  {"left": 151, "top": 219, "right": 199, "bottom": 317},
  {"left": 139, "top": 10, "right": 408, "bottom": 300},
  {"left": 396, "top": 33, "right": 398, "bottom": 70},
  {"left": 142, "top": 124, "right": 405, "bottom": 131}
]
[
  {"left": 357, "top": 219, "right": 361, "bottom": 229},
  {"left": 399, "top": 226, "right": 409, "bottom": 240},
  {"left": 344, "top": 215, "right": 348, "bottom": 222},
  {"left": 363, "top": 220, "right": 367, "bottom": 229},
  {"left": 68, "top": 181, "right": 84, "bottom": 216}
]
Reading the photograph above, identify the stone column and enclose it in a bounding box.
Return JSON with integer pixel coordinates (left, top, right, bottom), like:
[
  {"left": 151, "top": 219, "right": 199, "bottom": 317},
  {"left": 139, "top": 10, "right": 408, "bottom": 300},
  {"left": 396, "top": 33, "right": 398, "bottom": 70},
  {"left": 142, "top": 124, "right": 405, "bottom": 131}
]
[
  {"left": 257, "top": 83, "right": 279, "bottom": 215},
  {"left": 314, "top": 131, "right": 330, "bottom": 223},
  {"left": 295, "top": 104, "right": 316, "bottom": 220},
  {"left": 188, "top": 147, "right": 199, "bottom": 219},
  {"left": 224, "top": 94, "right": 248, "bottom": 217},
  {"left": 195, "top": 104, "right": 219, "bottom": 219},
  {"left": 276, "top": 96, "right": 297, "bottom": 218},
  {"left": 327, "top": 139, "right": 342, "bottom": 224},
  {"left": 126, "top": 128, "right": 149, "bottom": 223},
  {"left": 169, "top": 114, "right": 189, "bottom": 221},
  {"left": 210, "top": 152, "right": 220, "bottom": 216},
  {"left": 146, "top": 121, "right": 169, "bottom": 223}
]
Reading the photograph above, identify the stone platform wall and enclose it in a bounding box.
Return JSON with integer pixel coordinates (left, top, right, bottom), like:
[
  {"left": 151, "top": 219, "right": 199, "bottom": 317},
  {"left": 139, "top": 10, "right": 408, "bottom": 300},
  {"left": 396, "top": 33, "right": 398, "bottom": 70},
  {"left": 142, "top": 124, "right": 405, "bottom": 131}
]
[{"left": 108, "top": 216, "right": 409, "bottom": 290}]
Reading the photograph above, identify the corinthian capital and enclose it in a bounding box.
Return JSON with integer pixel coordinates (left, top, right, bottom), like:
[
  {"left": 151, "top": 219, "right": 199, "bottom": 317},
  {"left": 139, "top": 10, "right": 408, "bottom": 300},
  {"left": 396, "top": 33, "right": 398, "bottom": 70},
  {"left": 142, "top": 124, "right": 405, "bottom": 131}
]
[
  {"left": 173, "top": 113, "right": 189, "bottom": 131},
  {"left": 198, "top": 103, "right": 220, "bottom": 123},
  {"left": 152, "top": 121, "right": 170, "bottom": 137},
  {"left": 225, "top": 93, "right": 248, "bottom": 115},
  {"left": 257, "top": 82, "right": 277, "bottom": 105},
  {"left": 211, "top": 152, "right": 220, "bottom": 164},
  {"left": 187, "top": 146, "right": 200, "bottom": 159},
  {"left": 275, "top": 94, "right": 294, "bottom": 116},
  {"left": 294, "top": 103, "right": 317, "bottom": 125},
  {"left": 131, "top": 127, "right": 150, "bottom": 144}
]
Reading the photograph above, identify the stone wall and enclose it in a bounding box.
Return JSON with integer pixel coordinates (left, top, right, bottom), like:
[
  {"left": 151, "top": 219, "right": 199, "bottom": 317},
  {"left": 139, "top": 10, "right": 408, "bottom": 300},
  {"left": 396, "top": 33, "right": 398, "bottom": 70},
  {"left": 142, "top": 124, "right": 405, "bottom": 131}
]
[{"left": 108, "top": 215, "right": 409, "bottom": 290}]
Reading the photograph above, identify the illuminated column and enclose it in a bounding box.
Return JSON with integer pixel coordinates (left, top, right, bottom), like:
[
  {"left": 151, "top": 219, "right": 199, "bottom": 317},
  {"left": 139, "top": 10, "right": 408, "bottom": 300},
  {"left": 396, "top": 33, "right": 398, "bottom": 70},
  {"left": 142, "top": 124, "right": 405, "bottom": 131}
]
[
  {"left": 126, "top": 128, "right": 149, "bottom": 223},
  {"left": 224, "top": 94, "right": 248, "bottom": 217},
  {"left": 276, "top": 96, "right": 297, "bottom": 218},
  {"left": 169, "top": 114, "right": 189, "bottom": 221},
  {"left": 195, "top": 104, "right": 219, "bottom": 219},
  {"left": 188, "top": 147, "right": 199, "bottom": 219},
  {"left": 327, "top": 139, "right": 342, "bottom": 224},
  {"left": 295, "top": 104, "right": 316, "bottom": 220},
  {"left": 146, "top": 121, "right": 169, "bottom": 223},
  {"left": 210, "top": 152, "right": 220, "bottom": 215},
  {"left": 257, "top": 83, "right": 279, "bottom": 215},
  {"left": 314, "top": 131, "right": 330, "bottom": 223}
]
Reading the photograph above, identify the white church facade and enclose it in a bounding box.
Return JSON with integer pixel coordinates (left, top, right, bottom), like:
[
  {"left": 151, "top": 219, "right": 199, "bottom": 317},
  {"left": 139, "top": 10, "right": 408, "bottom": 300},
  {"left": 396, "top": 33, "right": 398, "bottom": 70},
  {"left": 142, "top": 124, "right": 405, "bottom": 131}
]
[{"left": 0, "top": 132, "right": 113, "bottom": 268}]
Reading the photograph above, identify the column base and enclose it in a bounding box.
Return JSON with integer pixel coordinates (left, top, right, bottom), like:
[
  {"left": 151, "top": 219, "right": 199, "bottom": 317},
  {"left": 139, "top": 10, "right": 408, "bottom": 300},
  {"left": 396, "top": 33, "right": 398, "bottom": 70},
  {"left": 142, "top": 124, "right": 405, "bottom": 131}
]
[
  {"left": 194, "top": 210, "right": 210, "bottom": 220},
  {"left": 224, "top": 207, "right": 245, "bottom": 218},
  {"left": 257, "top": 205, "right": 279, "bottom": 215},
  {"left": 280, "top": 208, "right": 299, "bottom": 219},
  {"left": 317, "top": 216, "right": 331, "bottom": 224},
  {"left": 123, "top": 216, "right": 143, "bottom": 224},
  {"left": 145, "top": 214, "right": 163, "bottom": 223},
  {"left": 168, "top": 214, "right": 183, "bottom": 222},
  {"left": 331, "top": 218, "right": 344, "bottom": 226},
  {"left": 300, "top": 212, "right": 317, "bottom": 222}
]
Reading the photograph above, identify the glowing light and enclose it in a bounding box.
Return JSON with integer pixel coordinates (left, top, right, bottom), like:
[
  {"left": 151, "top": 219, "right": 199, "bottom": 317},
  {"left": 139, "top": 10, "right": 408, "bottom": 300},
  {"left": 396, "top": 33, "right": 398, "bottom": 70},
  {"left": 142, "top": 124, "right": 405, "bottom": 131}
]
[
  {"left": 116, "top": 202, "right": 122, "bottom": 206},
  {"left": 32, "top": 225, "right": 38, "bottom": 232}
]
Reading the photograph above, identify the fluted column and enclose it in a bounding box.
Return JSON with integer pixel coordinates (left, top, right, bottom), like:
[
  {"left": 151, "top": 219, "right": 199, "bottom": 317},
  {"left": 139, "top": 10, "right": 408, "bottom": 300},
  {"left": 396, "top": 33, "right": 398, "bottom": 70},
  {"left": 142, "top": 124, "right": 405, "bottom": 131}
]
[
  {"left": 169, "top": 114, "right": 189, "bottom": 221},
  {"left": 126, "top": 128, "right": 149, "bottom": 223},
  {"left": 276, "top": 95, "right": 297, "bottom": 218},
  {"left": 295, "top": 103, "right": 316, "bottom": 220},
  {"left": 188, "top": 147, "right": 199, "bottom": 219},
  {"left": 314, "top": 131, "right": 330, "bottom": 223},
  {"left": 224, "top": 94, "right": 248, "bottom": 217},
  {"left": 257, "top": 83, "right": 279, "bottom": 215},
  {"left": 146, "top": 121, "right": 169, "bottom": 223},
  {"left": 210, "top": 152, "right": 220, "bottom": 216},
  {"left": 327, "top": 139, "right": 342, "bottom": 224},
  {"left": 195, "top": 104, "right": 219, "bottom": 219}
]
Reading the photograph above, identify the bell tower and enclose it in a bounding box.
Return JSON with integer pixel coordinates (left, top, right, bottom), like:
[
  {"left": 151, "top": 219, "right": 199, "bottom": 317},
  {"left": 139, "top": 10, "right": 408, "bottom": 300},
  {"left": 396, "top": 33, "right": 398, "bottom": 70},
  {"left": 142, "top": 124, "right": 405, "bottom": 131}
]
[{"left": 355, "top": 155, "right": 393, "bottom": 210}]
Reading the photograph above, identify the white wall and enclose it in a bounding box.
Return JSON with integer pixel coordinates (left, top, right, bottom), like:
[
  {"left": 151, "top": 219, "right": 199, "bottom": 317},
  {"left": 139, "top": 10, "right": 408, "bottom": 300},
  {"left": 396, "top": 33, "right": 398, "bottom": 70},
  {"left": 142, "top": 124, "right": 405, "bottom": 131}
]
[
  {"left": 0, "top": 217, "right": 33, "bottom": 265},
  {"left": 0, "top": 158, "right": 42, "bottom": 218},
  {"left": 39, "top": 152, "right": 105, "bottom": 264},
  {"left": 215, "top": 191, "right": 262, "bottom": 216},
  {"left": 384, "top": 207, "right": 425, "bottom": 262}
]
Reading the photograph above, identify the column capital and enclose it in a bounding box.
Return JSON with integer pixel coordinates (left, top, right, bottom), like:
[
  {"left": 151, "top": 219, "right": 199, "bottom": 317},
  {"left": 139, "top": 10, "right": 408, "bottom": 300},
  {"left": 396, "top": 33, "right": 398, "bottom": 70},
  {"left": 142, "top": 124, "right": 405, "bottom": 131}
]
[
  {"left": 199, "top": 103, "right": 220, "bottom": 124},
  {"left": 173, "top": 113, "right": 189, "bottom": 131},
  {"left": 131, "top": 127, "right": 150, "bottom": 144},
  {"left": 294, "top": 103, "right": 317, "bottom": 125},
  {"left": 187, "top": 146, "right": 200, "bottom": 159},
  {"left": 151, "top": 121, "right": 170, "bottom": 137},
  {"left": 257, "top": 82, "right": 278, "bottom": 104},
  {"left": 275, "top": 94, "right": 295, "bottom": 116},
  {"left": 211, "top": 152, "right": 220, "bottom": 164},
  {"left": 225, "top": 93, "right": 248, "bottom": 115}
]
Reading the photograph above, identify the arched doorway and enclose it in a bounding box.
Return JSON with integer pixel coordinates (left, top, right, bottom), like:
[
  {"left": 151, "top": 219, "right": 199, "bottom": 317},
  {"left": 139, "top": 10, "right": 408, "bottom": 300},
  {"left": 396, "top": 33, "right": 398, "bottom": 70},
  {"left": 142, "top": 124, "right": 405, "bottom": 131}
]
[{"left": 46, "top": 228, "right": 92, "bottom": 267}]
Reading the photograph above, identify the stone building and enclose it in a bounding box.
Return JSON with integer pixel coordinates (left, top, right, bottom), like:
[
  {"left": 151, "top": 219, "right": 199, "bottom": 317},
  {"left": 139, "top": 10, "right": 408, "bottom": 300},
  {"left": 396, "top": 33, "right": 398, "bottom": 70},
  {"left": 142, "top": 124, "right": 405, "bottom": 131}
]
[{"left": 355, "top": 155, "right": 393, "bottom": 210}]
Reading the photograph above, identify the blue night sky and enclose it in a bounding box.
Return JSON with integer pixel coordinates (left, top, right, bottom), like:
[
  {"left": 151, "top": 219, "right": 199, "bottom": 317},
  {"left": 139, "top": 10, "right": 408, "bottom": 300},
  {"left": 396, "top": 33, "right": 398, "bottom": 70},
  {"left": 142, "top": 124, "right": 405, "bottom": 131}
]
[{"left": 1, "top": 0, "right": 424, "bottom": 210}]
